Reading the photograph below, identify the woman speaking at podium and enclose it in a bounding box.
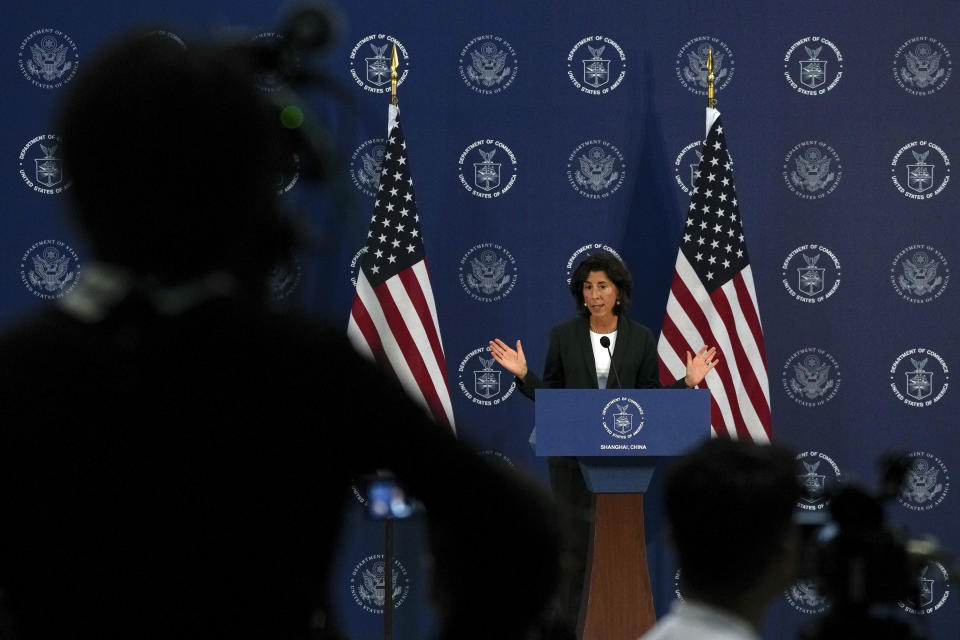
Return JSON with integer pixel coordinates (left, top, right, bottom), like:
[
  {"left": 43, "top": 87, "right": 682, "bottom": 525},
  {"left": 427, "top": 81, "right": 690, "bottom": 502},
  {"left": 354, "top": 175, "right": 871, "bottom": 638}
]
[{"left": 488, "top": 251, "right": 715, "bottom": 629}]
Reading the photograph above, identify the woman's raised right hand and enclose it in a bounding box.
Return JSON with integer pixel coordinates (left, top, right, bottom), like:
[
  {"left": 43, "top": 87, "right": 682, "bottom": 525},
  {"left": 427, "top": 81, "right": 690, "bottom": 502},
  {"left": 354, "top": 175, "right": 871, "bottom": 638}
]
[{"left": 488, "top": 338, "right": 527, "bottom": 379}]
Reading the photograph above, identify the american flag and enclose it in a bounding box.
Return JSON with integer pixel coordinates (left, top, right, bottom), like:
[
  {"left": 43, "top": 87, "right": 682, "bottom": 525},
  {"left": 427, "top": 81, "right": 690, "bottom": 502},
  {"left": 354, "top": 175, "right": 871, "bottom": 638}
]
[
  {"left": 347, "top": 104, "right": 456, "bottom": 431},
  {"left": 657, "top": 108, "right": 771, "bottom": 442}
]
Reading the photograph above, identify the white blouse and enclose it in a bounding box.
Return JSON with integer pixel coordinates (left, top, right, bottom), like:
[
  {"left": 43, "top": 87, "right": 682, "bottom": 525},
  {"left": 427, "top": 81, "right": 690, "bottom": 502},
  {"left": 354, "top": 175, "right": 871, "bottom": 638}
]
[{"left": 589, "top": 329, "right": 618, "bottom": 389}]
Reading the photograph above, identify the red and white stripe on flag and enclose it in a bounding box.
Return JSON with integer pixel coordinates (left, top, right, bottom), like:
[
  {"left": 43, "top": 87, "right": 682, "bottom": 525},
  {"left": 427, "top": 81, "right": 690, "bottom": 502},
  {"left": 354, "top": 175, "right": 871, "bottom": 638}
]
[
  {"left": 347, "top": 104, "right": 456, "bottom": 432},
  {"left": 657, "top": 108, "right": 771, "bottom": 442}
]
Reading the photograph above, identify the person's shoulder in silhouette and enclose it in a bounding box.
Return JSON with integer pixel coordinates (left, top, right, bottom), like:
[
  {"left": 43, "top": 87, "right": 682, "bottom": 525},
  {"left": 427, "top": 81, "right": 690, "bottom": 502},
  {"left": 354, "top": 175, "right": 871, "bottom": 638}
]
[{"left": 0, "top": 32, "right": 559, "bottom": 640}]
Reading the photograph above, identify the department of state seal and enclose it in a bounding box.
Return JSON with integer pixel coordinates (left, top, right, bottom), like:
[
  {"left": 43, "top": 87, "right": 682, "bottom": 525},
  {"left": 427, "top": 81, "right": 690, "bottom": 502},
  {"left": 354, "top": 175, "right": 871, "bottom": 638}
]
[
  {"left": 785, "top": 579, "right": 830, "bottom": 615},
  {"left": 477, "top": 450, "right": 516, "bottom": 469},
  {"left": 349, "top": 554, "right": 411, "bottom": 614},
  {"left": 891, "top": 141, "right": 950, "bottom": 200},
  {"left": 20, "top": 239, "right": 81, "bottom": 300},
  {"left": 458, "top": 243, "right": 518, "bottom": 302},
  {"left": 784, "top": 36, "right": 843, "bottom": 95},
  {"left": 673, "top": 568, "right": 686, "bottom": 603},
  {"left": 277, "top": 153, "right": 300, "bottom": 196},
  {"left": 795, "top": 451, "right": 841, "bottom": 511},
  {"left": 783, "top": 141, "right": 842, "bottom": 199},
  {"left": 349, "top": 35, "right": 409, "bottom": 94},
  {"left": 567, "top": 140, "right": 625, "bottom": 199},
  {"left": 889, "top": 348, "right": 949, "bottom": 407},
  {"left": 782, "top": 348, "right": 841, "bottom": 407},
  {"left": 19, "top": 29, "right": 79, "bottom": 89},
  {"left": 145, "top": 30, "right": 187, "bottom": 49},
  {"left": 459, "top": 35, "right": 518, "bottom": 94},
  {"left": 268, "top": 258, "right": 302, "bottom": 301},
  {"left": 893, "top": 37, "right": 951, "bottom": 96},
  {"left": 890, "top": 244, "right": 949, "bottom": 303},
  {"left": 897, "top": 451, "right": 950, "bottom": 512},
  {"left": 350, "top": 138, "right": 386, "bottom": 197},
  {"left": 566, "top": 36, "right": 626, "bottom": 95},
  {"left": 675, "top": 37, "right": 734, "bottom": 95},
  {"left": 251, "top": 32, "right": 298, "bottom": 92}
]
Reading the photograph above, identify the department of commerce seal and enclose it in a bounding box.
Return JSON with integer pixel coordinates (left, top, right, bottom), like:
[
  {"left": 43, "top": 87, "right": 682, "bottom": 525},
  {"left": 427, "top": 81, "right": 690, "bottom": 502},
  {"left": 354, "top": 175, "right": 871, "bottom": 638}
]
[
  {"left": 890, "top": 244, "right": 949, "bottom": 303},
  {"left": 350, "top": 245, "right": 368, "bottom": 289},
  {"left": 566, "top": 36, "right": 626, "bottom": 95},
  {"left": 349, "top": 34, "right": 409, "bottom": 94},
  {"left": 20, "top": 239, "right": 80, "bottom": 299},
  {"left": 457, "top": 345, "right": 517, "bottom": 406},
  {"left": 898, "top": 451, "right": 950, "bottom": 512},
  {"left": 19, "top": 134, "right": 71, "bottom": 195},
  {"left": 784, "top": 36, "right": 843, "bottom": 95},
  {"left": 565, "top": 243, "right": 621, "bottom": 285},
  {"left": 785, "top": 579, "right": 830, "bottom": 615},
  {"left": 899, "top": 561, "right": 950, "bottom": 615},
  {"left": 673, "top": 141, "right": 732, "bottom": 194},
  {"left": 458, "top": 140, "right": 517, "bottom": 198},
  {"left": 349, "top": 246, "right": 368, "bottom": 287},
  {"left": 567, "top": 140, "right": 625, "bottom": 199},
  {"left": 783, "top": 141, "right": 842, "bottom": 199},
  {"left": 349, "top": 554, "right": 411, "bottom": 614},
  {"left": 796, "top": 451, "right": 841, "bottom": 511},
  {"left": 675, "top": 36, "right": 734, "bottom": 95},
  {"left": 459, "top": 35, "right": 518, "bottom": 94},
  {"left": 601, "top": 397, "right": 644, "bottom": 440},
  {"left": 18, "top": 28, "right": 79, "bottom": 89},
  {"left": 350, "top": 138, "right": 386, "bottom": 197},
  {"left": 674, "top": 141, "right": 703, "bottom": 194},
  {"left": 893, "top": 37, "right": 951, "bottom": 96},
  {"left": 889, "top": 348, "right": 949, "bottom": 407},
  {"left": 267, "top": 258, "right": 302, "bottom": 301},
  {"left": 891, "top": 141, "right": 950, "bottom": 200},
  {"left": 783, "top": 348, "right": 841, "bottom": 407},
  {"left": 781, "top": 244, "right": 841, "bottom": 303}
]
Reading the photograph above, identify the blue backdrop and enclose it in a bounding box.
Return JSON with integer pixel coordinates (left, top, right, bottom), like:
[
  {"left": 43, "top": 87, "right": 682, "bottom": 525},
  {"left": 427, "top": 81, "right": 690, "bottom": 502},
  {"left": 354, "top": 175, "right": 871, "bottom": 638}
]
[{"left": 4, "top": 1, "right": 959, "bottom": 638}]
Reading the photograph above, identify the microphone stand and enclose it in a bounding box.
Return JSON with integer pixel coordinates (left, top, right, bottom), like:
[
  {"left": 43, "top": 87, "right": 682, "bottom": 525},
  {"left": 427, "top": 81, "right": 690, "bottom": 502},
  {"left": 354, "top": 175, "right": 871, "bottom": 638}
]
[{"left": 599, "top": 336, "right": 622, "bottom": 389}]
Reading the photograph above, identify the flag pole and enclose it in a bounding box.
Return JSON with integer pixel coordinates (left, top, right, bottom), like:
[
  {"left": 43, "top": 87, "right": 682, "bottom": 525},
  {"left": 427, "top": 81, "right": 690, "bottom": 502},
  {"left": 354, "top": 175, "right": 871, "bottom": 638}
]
[
  {"left": 707, "top": 47, "right": 715, "bottom": 109},
  {"left": 383, "top": 513, "right": 394, "bottom": 640},
  {"left": 383, "top": 49, "right": 398, "bottom": 639},
  {"left": 390, "top": 43, "right": 399, "bottom": 106}
]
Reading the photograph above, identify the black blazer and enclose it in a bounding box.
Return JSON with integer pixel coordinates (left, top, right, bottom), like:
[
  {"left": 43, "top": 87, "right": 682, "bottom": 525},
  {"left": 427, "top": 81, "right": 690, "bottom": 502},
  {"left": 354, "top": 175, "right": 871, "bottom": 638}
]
[{"left": 516, "top": 315, "right": 687, "bottom": 399}]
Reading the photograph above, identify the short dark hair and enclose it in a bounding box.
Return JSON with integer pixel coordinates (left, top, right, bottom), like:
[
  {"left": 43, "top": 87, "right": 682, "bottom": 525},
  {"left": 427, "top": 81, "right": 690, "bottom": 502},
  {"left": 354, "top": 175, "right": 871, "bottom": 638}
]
[
  {"left": 568, "top": 251, "right": 632, "bottom": 317},
  {"left": 57, "top": 32, "right": 294, "bottom": 286},
  {"left": 665, "top": 438, "right": 799, "bottom": 597}
]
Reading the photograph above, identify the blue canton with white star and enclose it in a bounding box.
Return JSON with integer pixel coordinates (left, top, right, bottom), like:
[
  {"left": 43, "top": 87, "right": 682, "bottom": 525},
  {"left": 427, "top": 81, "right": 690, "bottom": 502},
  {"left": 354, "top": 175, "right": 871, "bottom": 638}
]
[
  {"left": 681, "top": 117, "right": 750, "bottom": 293},
  {"left": 360, "top": 114, "right": 425, "bottom": 288}
]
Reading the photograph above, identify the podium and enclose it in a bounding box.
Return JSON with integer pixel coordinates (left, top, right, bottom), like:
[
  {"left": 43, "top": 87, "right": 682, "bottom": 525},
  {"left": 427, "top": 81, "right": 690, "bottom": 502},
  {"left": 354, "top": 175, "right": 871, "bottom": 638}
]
[{"left": 535, "top": 389, "right": 709, "bottom": 640}]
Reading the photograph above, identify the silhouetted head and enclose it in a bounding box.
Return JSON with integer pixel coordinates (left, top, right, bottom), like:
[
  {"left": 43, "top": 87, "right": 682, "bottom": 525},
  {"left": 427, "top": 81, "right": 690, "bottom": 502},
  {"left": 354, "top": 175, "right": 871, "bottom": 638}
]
[
  {"left": 57, "top": 32, "right": 294, "bottom": 287},
  {"left": 665, "top": 438, "right": 800, "bottom": 599}
]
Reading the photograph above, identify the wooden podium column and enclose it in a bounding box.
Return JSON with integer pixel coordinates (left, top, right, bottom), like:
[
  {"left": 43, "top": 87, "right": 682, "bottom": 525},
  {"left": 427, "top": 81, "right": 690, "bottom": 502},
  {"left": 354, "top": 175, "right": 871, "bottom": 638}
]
[{"left": 579, "top": 493, "right": 656, "bottom": 640}]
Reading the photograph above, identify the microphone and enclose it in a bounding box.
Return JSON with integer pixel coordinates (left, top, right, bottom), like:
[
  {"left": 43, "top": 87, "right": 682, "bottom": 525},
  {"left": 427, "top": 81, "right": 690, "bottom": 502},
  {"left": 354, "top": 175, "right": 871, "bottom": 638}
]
[{"left": 599, "top": 336, "right": 622, "bottom": 389}]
